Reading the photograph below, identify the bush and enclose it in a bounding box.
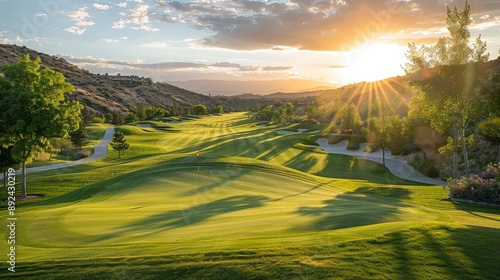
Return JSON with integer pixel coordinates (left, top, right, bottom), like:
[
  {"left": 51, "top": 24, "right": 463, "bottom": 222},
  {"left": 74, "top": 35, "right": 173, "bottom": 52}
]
[
  {"left": 409, "top": 155, "right": 440, "bottom": 178},
  {"left": 448, "top": 163, "right": 500, "bottom": 203},
  {"left": 193, "top": 104, "right": 207, "bottom": 115},
  {"left": 91, "top": 116, "right": 104, "bottom": 123},
  {"left": 72, "top": 149, "right": 91, "bottom": 160}
]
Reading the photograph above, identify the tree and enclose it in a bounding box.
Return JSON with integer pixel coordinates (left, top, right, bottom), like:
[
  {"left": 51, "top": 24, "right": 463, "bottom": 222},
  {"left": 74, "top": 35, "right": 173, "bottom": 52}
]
[
  {"left": 340, "top": 104, "right": 362, "bottom": 133},
  {"left": 111, "top": 111, "right": 124, "bottom": 125},
  {"left": 271, "top": 106, "right": 286, "bottom": 124},
  {"left": 478, "top": 118, "right": 500, "bottom": 162},
  {"left": 0, "top": 55, "right": 81, "bottom": 198},
  {"left": 282, "top": 102, "right": 295, "bottom": 123},
  {"left": 192, "top": 104, "right": 207, "bottom": 115},
  {"left": 110, "top": 132, "right": 130, "bottom": 158},
  {"left": 136, "top": 103, "right": 146, "bottom": 121},
  {"left": 211, "top": 104, "right": 224, "bottom": 114},
  {"left": 366, "top": 117, "right": 382, "bottom": 146},
  {"left": 124, "top": 112, "right": 138, "bottom": 123},
  {"left": 307, "top": 97, "right": 325, "bottom": 120},
  {"left": 69, "top": 121, "right": 89, "bottom": 150},
  {"left": 48, "top": 137, "right": 72, "bottom": 160},
  {"left": 171, "top": 104, "right": 181, "bottom": 117},
  {"left": 105, "top": 112, "right": 113, "bottom": 124},
  {"left": 404, "top": 1, "right": 488, "bottom": 178}
]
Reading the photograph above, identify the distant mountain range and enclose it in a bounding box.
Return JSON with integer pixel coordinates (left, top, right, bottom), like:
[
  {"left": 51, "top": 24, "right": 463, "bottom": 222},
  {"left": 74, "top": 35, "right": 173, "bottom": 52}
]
[{"left": 167, "top": 79, "right": 340, "bottom": 96}]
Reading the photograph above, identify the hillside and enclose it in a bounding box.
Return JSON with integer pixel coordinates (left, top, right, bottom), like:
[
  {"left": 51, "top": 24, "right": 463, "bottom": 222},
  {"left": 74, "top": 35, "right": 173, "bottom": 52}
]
[{"left": 0, "top": 44, "right": 217, "bottom": 115}]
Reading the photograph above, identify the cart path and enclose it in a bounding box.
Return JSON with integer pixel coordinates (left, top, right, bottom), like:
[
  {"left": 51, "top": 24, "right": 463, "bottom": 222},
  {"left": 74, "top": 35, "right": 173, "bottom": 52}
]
[{"left": 5, "top": 127, "right": 115, "bottom": 176}]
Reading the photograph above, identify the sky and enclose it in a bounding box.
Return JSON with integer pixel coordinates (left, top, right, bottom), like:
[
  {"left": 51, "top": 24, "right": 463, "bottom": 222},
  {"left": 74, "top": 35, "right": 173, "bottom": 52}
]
[{"left": 1, "top": 0, "right": 499, "bottom": 89}]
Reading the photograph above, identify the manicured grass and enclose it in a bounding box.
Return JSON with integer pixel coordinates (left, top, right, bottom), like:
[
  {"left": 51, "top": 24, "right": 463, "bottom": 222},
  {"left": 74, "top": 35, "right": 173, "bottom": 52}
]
[{"left": 1, "top": 112, "right": 499, "bottom": 279}]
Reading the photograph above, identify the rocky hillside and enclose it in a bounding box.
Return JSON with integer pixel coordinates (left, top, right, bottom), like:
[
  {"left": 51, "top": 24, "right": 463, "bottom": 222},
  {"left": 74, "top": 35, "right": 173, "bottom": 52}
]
[{"left": 0, "top": 44, "right": 217, "bottom": 115}]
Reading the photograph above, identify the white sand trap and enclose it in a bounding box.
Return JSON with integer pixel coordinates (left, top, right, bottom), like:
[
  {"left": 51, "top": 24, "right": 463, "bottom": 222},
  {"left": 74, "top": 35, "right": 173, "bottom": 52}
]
[
  {"left": 277, "top": 129, "right": 320, "bottom": 135},
  {"left": 136, "top": 123, "right": 151, "bottom": 128},
  {"left": 311, "top": 138, "right": 445, "bottom": 185}
]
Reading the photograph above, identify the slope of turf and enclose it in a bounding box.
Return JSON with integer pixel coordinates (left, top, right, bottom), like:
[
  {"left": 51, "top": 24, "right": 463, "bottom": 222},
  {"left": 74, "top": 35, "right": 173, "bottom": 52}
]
[{"left": 2, "top": 112, "right": 500, "bottom": 279}]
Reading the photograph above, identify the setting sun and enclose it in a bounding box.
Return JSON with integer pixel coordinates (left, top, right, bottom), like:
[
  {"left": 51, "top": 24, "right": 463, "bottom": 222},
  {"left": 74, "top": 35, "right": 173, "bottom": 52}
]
[{"left": 341, "top": 43, "right": 407, "bottom": 83}]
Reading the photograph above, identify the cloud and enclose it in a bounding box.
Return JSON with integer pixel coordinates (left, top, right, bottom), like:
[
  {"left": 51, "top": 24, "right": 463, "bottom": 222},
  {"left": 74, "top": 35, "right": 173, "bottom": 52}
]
[
  {"left": 65, "top": 8, "right": 94, "bottom": 34},
  {"left": 59, "top": 55, "right": 293, "bottom": 74},
  {"left": 92, "top": 3, "right": 110, "bottom": 10},
  {"left": 112, "top": 20, "right": 126, "bottom": 29},
  {"left": 99, "top": 37, "right": 128, "bottom": 43},
  {"left": 153, "top": 0, "right": 500, "bottom": 51},
  {"left": 117, "top": 2, "right": 127, "bottom": 8},
  {"left": 262, "top": 66, "right": 294, "bottom": 71},
  {"left": 64, "top": 26, "right": 87, "bottom": 35},
  {"left": 112, "top": 4, "right": 159, "bottom": 31}
]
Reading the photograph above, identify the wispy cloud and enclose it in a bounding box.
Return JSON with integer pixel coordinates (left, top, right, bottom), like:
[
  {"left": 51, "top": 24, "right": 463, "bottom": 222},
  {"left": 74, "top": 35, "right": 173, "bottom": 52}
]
[
  {"left": 92, "top": 3, "right": 110, "bottom": 10},
  {"left": 59, "top": 54, "right": 293, "bottom": 74}
]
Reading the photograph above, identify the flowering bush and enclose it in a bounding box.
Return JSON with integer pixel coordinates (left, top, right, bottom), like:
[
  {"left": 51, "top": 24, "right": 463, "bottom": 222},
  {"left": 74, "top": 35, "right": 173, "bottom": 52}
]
[{"left": 447, "top": 163, "right": 500, "bottom": 203}]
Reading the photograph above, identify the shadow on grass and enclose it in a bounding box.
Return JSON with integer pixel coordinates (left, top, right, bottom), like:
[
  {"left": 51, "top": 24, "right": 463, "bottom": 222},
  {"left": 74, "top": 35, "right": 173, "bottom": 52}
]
[
  {"left": 297, "top": 187, "right": 412, "bottom": 230},
  {"left": 451, "top": 201, "right": 500, "bottom": 222},
  {"left": 9, "top": 225, "right": 500, "bottom": 279},
  {"left": 94, "top": 195, "right": 269, "bottom": 242}
]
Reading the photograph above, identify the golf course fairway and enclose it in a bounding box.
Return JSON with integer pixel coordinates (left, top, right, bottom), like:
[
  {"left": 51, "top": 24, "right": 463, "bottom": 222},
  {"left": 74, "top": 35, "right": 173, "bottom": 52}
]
[{"left": 2, "top": 112, "right": 500, "bottom": 279}]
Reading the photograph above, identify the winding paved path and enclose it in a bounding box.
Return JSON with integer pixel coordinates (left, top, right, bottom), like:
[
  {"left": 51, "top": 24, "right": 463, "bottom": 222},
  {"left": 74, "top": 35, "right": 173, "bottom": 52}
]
[
  {"left": 312, "top": 138, "right": 446, "bottom": 185},
  {"left": 5, "top": 127, "right": 115, "bottom": 176}
]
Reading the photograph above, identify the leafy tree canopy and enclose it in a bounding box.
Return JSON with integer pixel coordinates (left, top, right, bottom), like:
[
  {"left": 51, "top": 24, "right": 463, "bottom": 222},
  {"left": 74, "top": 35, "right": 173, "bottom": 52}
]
[{"left": 0, "top": 54, "right": 81, "bottom": 197}]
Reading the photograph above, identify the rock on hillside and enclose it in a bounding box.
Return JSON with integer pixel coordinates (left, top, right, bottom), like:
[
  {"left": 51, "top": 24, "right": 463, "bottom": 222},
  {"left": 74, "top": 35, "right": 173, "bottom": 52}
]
[{"left": 0, "top": 44, "right": 216, "bottom": 115}]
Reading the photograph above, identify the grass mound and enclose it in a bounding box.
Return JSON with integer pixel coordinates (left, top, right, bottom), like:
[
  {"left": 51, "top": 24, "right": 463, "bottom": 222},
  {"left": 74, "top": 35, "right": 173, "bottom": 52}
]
[{"left": 2, "top": 112, "right": 499, "bottom": 279}]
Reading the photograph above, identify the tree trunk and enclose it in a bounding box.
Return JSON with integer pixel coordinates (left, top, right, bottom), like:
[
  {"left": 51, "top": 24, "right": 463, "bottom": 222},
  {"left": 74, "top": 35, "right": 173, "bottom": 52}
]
[
  {"left": 3, "top": 171, "right": 6, "bottom": 188},
  {"left": 453, "top": 127, "right": 458, "bottom": 179},
  {"left": 21, "top": 160, "right": 27, "bottom": 198},
  {"left": 460, "top": 128, "right": 470, "bottom": 176}
]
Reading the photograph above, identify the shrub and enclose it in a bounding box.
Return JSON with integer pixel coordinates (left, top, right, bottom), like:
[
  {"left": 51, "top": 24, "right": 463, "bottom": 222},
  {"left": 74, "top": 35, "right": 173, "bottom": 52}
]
[
  {"left": 409, "top": 155, "right": 440, "bottom": 178},
  {"left": 72, "top": 149, "right": 91, "bottom": 160},
  {"left": 192, "top": 104, "right": 207, "bottom": 115},
  {"left": 91, "top": 116, "right": 104, "bottom": 123},
  {"left": 448, "top": 163, "right": 500, "bottom": 203}
]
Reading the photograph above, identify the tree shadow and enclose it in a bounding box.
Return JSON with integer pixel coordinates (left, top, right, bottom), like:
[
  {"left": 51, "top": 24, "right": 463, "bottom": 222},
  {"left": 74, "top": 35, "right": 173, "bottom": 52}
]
[
  {"left": 296, "top": 187, "right": 412, "bottom": 230},
  {"left": 451, "top": 201, "right": 500, "bottom": 222},
  {"left": 94, "top": 195, "right": 269, "bottom": 242}
]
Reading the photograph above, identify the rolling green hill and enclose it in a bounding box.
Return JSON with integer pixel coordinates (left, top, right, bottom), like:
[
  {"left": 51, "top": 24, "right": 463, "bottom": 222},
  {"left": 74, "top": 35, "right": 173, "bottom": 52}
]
[{"left": 1, "top": 113, "right": 499, "bottom": 279}]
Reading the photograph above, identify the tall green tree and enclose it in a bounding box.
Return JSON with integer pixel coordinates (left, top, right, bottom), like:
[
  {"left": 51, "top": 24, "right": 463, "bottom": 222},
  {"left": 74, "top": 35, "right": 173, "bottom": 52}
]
[
  {"left": 69, "top": 121, "right": 89, "bottom": 150},
  {"left": 307, "top": 97, "right": 325, "bottom": 120},
  {"left": 136, "top": 103, "right": 146, "bottom": 121},
  {"left": 404, "top": 1, "right": 488, "bottom": 178},
  {"left": 0, "top": 55, "right": 81, "bottom": 198},
  {"left": 340, "top": 104, "right": 362, "bottom": 133},
  {"left": 110, "top": 132, "right": 130, "bottom": 158}
]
